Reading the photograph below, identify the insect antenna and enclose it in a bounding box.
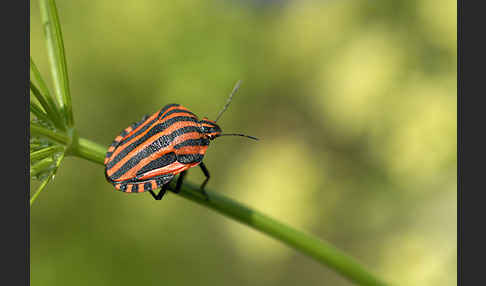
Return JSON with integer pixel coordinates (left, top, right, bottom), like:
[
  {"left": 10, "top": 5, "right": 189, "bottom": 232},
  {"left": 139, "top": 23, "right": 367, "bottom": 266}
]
[
  {"left": 214, "top": 80, "right": 242, "bottom": 123},
  {"left": 214, "top": 80, "right": 258, "bottom": 141},
  {"left": 218, "top": 133, "right": 259, "bottom": 141}
]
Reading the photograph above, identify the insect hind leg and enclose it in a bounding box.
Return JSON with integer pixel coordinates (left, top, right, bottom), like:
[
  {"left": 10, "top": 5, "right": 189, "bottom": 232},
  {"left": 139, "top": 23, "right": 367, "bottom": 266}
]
[{"left": 149, "top": 184, "right": 168, "bottom": 200}]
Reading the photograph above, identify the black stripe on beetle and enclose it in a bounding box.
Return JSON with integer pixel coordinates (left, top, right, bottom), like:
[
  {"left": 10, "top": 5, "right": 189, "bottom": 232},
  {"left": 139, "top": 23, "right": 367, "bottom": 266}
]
[{"left": 106, "top": 124, "right": 202, "bottom": 170}]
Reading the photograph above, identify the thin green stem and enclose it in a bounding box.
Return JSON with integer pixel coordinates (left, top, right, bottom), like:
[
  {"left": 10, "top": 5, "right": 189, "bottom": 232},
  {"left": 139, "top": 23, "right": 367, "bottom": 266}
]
[
  {"left": 30, "top": 174, "right": 54, "bottom": 206},
  {"left": 30, "top": 56, "right": 60, "bottom": 114},
  {"left": 30, "top": 157, "right": 54, "bottom": 177},
  {"left": 30, "top": 81, "right": 65, "bottom": 130},
  {"left": 30, "top": 145, "right": 64, "bottom": 161},
  {"left": 67, "top": 136, "right": 390, "bottom": 286},
  {"left": 178, "top": 184, "right": 387, "bottom": 286},
  {"left": 30, "top": 56, "right": 51, "bottom": 99},
  {"left": 39, "top": 0, "right": 74, "bottom": 128},
  {"left": 30, "top": 123, "right": 70, "bottom": 145},
  {"left": 30, "top": 152, "right": 65, "bottom": 206},
  {"left": 30, "top": 101, "right": 52, "bottom": 125}
]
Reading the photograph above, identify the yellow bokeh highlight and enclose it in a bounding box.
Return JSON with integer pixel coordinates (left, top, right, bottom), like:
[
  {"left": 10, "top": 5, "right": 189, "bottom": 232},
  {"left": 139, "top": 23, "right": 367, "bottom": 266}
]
[
  {"left": 381, "top": 82, "right": 456, "bottom": 186},
  {"left": 418, "top": 0, "right": 457, "bottom": 53},
  {"left": 316, "top": 27, "right": 406, "bottom": 137},
  {"left": 222, "top": 139, "right": 339, "bottom": 263}
]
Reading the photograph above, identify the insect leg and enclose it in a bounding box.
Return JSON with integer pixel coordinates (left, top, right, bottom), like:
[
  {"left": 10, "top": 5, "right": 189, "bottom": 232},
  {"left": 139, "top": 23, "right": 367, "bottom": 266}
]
[
  {"left": 199, "top": 162, "right": 210, "bottom": 200},
  {"left": 148, "top": 184, "right": 168, "bottom": 200},
  {"left": 173, "top": 171, "right": 187, "bottom": 194}
]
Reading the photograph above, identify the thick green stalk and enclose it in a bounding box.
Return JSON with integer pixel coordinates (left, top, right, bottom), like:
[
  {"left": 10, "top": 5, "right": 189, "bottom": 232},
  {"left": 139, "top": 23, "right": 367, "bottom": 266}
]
[
  {"left": 72, "top": 136, "right": 389, "bottom": 286},
  {"left": 71, "top": 137, "right": 108, "bottom": 164}
]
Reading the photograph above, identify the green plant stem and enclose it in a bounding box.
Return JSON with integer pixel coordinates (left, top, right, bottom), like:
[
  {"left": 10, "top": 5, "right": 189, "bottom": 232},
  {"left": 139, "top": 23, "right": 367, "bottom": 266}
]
[
  {"left": 30, "top": 157, "right": 54, "bottom": 177},
  {"left": 31, "top": 123, "right": 69, "bottom": 145},
  {"left": 30, "top": 152, "right": 65, "bottom": 206},
  {"left": 70, "top": 136, "right": 389, "bottom": 286},
  {"left": 39, "top": 0, "right": 74, "bottom": 127},
  {"left": 30, "top": 174, "right": 54, "bottom": 206},
  {"left": 30, "top": 101, "right": 52, "bottom": 125},
  {"left": 30, "top": 81, "right": 65, "bottom": 130},
  {"left": 71, "top": 137, "right": 108, "bottom": 164},
  {"left": 30, "top": 56, "right": 55, "bottom": 108},
  {"left": 30, "top": 145, "right": 64, "bottom": 161}
]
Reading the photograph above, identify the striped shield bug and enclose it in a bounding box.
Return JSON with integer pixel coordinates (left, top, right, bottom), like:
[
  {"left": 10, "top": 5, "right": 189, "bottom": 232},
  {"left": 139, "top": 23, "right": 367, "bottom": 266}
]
[{"left": 104, "top": 81, "right": 258, "bottom": 200}]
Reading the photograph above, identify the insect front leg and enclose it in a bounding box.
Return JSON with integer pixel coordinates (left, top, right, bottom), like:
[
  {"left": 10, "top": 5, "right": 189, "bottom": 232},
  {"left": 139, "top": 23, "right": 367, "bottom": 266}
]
[
  {"left": 199, "top": 162, "right": 210, "bottom": 200},
  {"left": 148, "top": 184, "right": 169, "bottom": 200}
]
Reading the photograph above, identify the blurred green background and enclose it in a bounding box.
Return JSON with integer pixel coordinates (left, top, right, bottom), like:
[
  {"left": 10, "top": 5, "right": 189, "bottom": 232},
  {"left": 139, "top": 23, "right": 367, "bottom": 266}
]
[{"left": 30, "top": 0, "right": 457, "bottom": 285}]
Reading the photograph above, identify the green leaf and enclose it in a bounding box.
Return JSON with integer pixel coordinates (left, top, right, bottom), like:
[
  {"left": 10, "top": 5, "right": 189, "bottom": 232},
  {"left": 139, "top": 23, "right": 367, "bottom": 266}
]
[
  {"left": 30, "top": 152, "right": 65, "bottom": 206},
  {"left": 39, "top": 0, "right": 74, "bottom": 128},
  {"left": 30, "top": 100, "right": 52, "bottom": 126},
  {"left": 30, "top": 174, "right": 53, "bottom": 206},
  {"left": 31, "top": 123, "right": 70, "bottom": 145},
  {"left": 30, "top": 80, "right": 65, "bottom": 130},
  {"left": 30, "top": 57, "right": 59, "bottom": 112},
  {"left": 30, "top": 157, "right": 55, "bottom": 178},
  {"left": 30, "top": 145, "right": 64, "bottom": 161}
]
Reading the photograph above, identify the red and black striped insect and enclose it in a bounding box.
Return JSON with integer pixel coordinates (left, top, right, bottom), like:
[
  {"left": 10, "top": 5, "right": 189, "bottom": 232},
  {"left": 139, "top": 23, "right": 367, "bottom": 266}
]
[{"left": 104, "top": 81, "right": 257, "bottom": 200}]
